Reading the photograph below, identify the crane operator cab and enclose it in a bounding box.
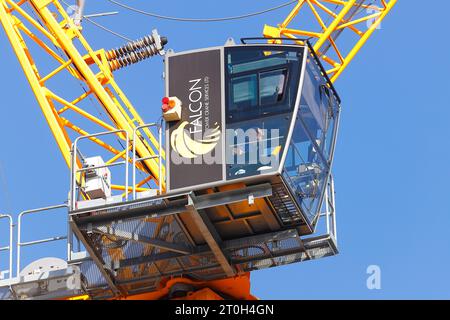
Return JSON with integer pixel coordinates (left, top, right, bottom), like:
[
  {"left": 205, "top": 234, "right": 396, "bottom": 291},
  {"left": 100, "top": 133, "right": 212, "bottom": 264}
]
[
  {"left": 31, "top": 39, "right": 341, "bottom": 299},
  {"left": 164, "top": 39, "right": 340, "bottom": 231}
]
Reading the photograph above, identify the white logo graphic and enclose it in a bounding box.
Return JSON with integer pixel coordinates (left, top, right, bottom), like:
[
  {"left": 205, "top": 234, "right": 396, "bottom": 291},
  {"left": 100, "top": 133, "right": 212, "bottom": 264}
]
[{"left": 171, "top": 121, "right": 220, "bottom": 159}]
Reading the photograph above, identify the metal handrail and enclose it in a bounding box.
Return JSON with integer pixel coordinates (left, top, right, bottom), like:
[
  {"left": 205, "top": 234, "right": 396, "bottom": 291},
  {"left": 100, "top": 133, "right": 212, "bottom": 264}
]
[
  {"left": 316, "top": 175, "right": 337, "bottom": 241},
  {"left": 16, "top": 204, "right": 68, "bottom": 276},
  {"left": 70, "top": 129, "right": 129, "bottom": 211},
  {"left": 132, "top": 121, "right": 163, "bottom": 199},
  {"left": 0, "top": 214, "right": 13, "bottom": 280},
  {"left": 328, "top": 175, "right": 337, "bottom": 241}
]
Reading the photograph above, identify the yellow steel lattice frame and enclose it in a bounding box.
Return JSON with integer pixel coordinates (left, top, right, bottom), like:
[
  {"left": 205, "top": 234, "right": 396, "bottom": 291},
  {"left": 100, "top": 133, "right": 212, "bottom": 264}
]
[
  {"left": 263, "top": 0, "right": 397, "bottom": 82},
  {"left": 0, "top": 0, "right": 165, "bottom": 194}
]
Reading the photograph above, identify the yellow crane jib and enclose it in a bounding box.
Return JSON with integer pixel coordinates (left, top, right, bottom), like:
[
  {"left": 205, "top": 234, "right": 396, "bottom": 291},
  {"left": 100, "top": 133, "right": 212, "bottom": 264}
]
[
  {"left": 263, "top": 0, "right": 398, "bottom": 83},
  {"left": 0, "top": 0, "right": 397, "bottom": 300},
  {"left": 0, "top": 0, "right": 167, "bottom": 192}
]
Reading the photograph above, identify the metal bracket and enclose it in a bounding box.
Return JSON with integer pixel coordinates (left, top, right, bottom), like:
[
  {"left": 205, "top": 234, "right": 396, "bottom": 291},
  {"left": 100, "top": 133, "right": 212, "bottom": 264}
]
[
  {"left": 69, "top": 219, "right": 121, "bottom": 296},
  {"left": 187, "top": 195, "right": 235, "bottom": 277},
  {"left": 95, "top": 226, "right": 192, "bottom": 255}
]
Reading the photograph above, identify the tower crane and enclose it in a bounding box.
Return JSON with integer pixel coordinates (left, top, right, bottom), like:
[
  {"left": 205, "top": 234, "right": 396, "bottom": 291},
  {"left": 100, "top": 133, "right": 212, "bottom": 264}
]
[{"left": 0, "top": 0, "right": 397, "bottom": 300}]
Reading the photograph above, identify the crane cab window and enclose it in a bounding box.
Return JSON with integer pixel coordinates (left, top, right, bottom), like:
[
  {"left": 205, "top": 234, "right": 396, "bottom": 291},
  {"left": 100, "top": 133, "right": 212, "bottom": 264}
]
[
  {"left": 282, "top": 51, "right": 340, "bottom": 221},
  {"left": 230, "top": 74, "right": 258, "bottom": 109},
  {"left": 230, "top": 69, "right": 287, "bottom": 110},
  {"left": 260, "top": 69, "right": 287, "bottom": 106},
  {"left": 226, "top": 46, "right": 303, "bottom": 123},
  {"left": 225, "top": 46, "right": 304, "bottom": 180}
]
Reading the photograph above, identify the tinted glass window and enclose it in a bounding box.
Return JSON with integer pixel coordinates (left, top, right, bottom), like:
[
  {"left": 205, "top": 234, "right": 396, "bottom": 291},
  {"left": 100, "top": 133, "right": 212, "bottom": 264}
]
[
  {"left": 260, "top": 69, "right": 287, "bottom": 106},
  {"left": 300, "top": 54, "right": 340, "bottom": 162},
  {"left": 230, "top": 74, "right": 257, "bottom": 111},
  {"left": 225, "top": 46, "right": 304, "bottom": 180},
  {"left": 226, "top": 46, "right": 303, "bottom": 123},
  {"left": 281, "top": 50, "right": 340, "bottom": 223}
]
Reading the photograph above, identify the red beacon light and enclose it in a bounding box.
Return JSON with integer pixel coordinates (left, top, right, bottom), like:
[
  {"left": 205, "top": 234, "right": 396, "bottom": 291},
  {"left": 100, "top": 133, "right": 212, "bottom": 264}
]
[
  {"left": 162, "top": 96, "right": 182, "bottom": 121},
  {"left": 162, "top": 96, "right": 170, "bottom": 105},
  {"left": 162, "top": 97, "right": 170, "bottom": 113}
]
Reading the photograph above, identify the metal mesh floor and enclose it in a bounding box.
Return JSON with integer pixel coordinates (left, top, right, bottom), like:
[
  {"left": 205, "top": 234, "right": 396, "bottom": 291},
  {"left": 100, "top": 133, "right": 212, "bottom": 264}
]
[{"left": 69, "top": 181, "right": 337, "bottom": 298}]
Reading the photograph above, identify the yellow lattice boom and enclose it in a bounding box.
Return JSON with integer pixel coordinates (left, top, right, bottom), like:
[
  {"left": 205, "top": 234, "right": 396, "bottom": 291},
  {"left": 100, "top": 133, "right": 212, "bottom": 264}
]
[
  {"left": 0, "top": 0, "right": 165, "bottom": 196},
  {"left": 0, "top": 0, "right": 399, "bottom": 301},
  {"left": 264, "top": 0, "right": 397, "bottom": 82}
]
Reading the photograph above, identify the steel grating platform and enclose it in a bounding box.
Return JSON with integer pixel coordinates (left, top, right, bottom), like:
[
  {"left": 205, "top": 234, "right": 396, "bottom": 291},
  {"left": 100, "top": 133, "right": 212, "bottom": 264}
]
[{"left": 68, "top": 182, "right": 338, "bottom": 298}]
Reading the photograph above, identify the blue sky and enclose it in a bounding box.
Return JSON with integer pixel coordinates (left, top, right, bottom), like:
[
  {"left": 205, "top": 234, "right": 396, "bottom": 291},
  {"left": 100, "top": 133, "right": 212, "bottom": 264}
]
[{"left": 0, "top": 0, "right": 449, "bottom": 299}]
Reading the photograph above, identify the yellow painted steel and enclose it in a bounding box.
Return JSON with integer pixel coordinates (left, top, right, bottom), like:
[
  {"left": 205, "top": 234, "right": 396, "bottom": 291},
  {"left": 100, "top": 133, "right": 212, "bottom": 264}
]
[
  {"left": 0, "top": 0, "right": 397, "bottom": 301},
  {"left": 67, "top": 294, "right": 90, "bottom": 300},
  {"left": 0, "top": 0, "right": 165, "bottom": 193},
  {"left": 0, "top": 0, "right": 73, "bottom": 166},
  {"left": 264, "top": 0, "right": 397, "bottom": 83},
  {"left": 0, "top": 0, "right": 397, "bottom": 195}
]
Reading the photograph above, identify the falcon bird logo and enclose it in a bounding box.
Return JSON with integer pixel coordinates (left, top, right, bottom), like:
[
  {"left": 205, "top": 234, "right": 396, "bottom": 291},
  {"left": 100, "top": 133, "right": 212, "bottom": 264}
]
[{"left": 171, "top": 122, "right": 221, "bottom": 159}]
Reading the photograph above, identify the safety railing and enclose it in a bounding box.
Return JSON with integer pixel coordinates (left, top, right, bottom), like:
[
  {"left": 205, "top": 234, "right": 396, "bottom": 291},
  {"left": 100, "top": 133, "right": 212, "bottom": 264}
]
[
  {"left": 327, "top": 175, "right": 337, "bottom": 241},
  {"left": 17, "top": 204, "right": 68, "bottom": 275},
  {"left": 316, "top": 174, "right": 337, "bottom": 242},
  {"left": 132, "top": 121, "right": 163, "bottom": 199},
  {"left": 0, "top": 214, "right": 13, "bottom": 280},
  {"left": 70, "top": 130, "right": 129, "bottom": 211}
]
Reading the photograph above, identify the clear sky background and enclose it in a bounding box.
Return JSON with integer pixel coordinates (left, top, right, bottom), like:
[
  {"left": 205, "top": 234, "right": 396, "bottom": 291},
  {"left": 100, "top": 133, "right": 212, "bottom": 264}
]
[{"left": 0, "top": 0, "right": 449, "bottom": 299}]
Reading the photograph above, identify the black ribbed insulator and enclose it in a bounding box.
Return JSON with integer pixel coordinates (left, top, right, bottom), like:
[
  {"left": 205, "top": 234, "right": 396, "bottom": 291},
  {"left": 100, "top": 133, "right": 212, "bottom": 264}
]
[{"left": 106, "top": 32, "right": 167, "bottom": 71}]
